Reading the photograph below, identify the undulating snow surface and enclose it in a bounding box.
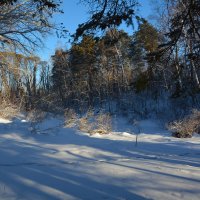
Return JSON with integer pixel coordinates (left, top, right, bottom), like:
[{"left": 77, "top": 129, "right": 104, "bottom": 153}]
[{"left": 0, "top": 116, "right": 200, "bottom": 200}]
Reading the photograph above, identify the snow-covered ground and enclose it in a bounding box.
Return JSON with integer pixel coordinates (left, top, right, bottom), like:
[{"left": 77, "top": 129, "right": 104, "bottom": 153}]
[{"left": 0, "top": 116, "right": 200, "bottom": 200}]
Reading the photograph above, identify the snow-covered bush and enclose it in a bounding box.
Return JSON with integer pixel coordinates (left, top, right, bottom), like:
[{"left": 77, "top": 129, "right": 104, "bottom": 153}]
[
  {"left": 27, "top": 109, "right": 47, "bottom": 122},
  {"left": 27, "top": 109, "right": 47, "bottom": 134},
  {"left": 64, "top": 108, "right": 78, "bottom": 128},
  {"left": 78, "top": 111, "right": 112, "bottom": 135},
  {"left": 192, "top": 110, "right": 200, "bottom": 134},
  {"left": 64, "top": 108, "right": 112, "bottom": 135},
  {"left": 0, "top": 101, "right": 19, "bottom": 119},
  {"left": 77, "top": 109, "right": 95, "bottom": 134},
  {"left": 168, "top": 120, "right": 193, "bottom": 138},
  {"left": 168, "top": 109, "right": 200, "bottom": 138},
  {"left": 93, "top": 112, "right": 112, "bottom": 135}
]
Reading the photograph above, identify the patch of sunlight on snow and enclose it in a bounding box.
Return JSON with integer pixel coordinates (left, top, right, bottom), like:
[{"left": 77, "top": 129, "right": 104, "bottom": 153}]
[{"left": 0, "top": 118, "right": 12, "bottom": 124}]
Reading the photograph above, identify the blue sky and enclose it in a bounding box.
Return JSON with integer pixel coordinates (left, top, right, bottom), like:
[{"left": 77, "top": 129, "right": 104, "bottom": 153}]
[{"left": 37, "top": 0, "right": 153, "bottom": 62}]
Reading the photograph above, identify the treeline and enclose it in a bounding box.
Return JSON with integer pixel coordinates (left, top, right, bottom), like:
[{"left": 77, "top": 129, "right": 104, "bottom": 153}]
[
  {"left": 51, "top": 26, "right": 159, "bottom": 113},
  {"left": 51, "top": 14, "right": 200, "bottom": 116},
  {"left": 0, "top": 0, "right": 53, "bottom": 111},
  {"left": 0, "top": 52, "right": 50, "bottom": 109}
]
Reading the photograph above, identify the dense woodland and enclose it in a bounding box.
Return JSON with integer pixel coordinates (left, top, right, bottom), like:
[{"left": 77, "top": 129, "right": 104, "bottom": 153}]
[{"left": 0, "top": 0, "right": 200, "bottom": 122}]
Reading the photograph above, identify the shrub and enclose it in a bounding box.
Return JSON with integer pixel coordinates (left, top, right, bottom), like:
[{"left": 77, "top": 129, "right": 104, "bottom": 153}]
[
  {"left": 64, "top": 108, "right": 78, "bottom": 128},
  {"left": 191, "top": 109, "right": 200, "bottom": 134},
  {"left": 0, "top": 101, "right": 19, "bottom": 119},
  {"left": 27, "top": 109, "right": 47, "bottom": 134},
  {"left": 168, "top": 109, "right": 200, "bottom": 138},
  {"left": 78, "top": 116, "right": 94, "bottom": 133},
  {"left": 27, "top": 109, "right": 47, "bottom": 123},
  {"left": 77, "top": 109, "right": 95, "bottom": 134},
  {"left": 64, "top": 108, "right": 112, "bottom": 135},
  {"left": 94, "top": 112, "right": 112, "bottom": 135}
]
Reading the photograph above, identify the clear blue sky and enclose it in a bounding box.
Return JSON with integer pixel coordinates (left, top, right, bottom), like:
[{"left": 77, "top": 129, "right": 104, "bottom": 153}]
[{"left": 37, "top": 0, "right": 153, "bottom": 62}]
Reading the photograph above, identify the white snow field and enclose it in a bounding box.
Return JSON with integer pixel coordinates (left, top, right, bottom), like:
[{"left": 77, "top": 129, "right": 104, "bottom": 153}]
[{"left": 0, "top": 117, "right": 200, "bottom": 200}]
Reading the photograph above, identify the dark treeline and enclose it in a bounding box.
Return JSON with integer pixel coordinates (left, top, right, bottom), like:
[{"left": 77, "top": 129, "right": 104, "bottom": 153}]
[{"left": 0, "top": 0, "right": 200, "bottom": 120}]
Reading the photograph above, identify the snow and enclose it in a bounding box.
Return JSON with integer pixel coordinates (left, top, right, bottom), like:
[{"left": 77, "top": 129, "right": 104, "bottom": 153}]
[
  {"left": 0, "top": 118, "right": 12, "bottom": 124},
  {"left": 0, "top": 116, "right": 200, "bottom": 200}
]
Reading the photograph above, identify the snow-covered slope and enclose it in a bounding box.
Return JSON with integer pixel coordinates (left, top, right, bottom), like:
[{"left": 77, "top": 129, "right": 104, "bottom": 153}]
[{"left": 0, "top": 117, "right": 200, "bottom": 200}]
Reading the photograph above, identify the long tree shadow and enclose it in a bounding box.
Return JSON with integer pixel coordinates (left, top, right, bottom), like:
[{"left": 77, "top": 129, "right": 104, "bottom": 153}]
[
  {"left": 0, "top": 118, "right": 200, "bottom": 199},
  {"left": 0, "top": 148, "right": 153, "bottom": 200},
  {"left": 1, "top": 117, "right": 200, "bottom": 165},
  {"left": 1, "top": 118, "right": 200, "bottom": 168},
  {"left": 0, "top": 119, "right": 153, "bottom": 199},
  {"left": 34, "top": 124, "right": 200, "bottom": 168}
]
